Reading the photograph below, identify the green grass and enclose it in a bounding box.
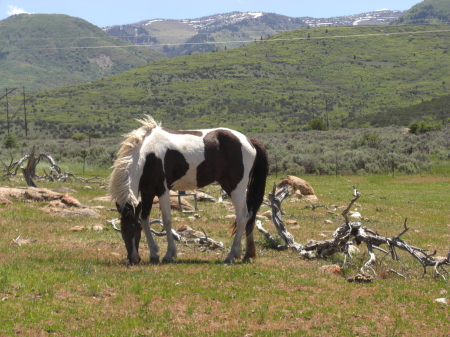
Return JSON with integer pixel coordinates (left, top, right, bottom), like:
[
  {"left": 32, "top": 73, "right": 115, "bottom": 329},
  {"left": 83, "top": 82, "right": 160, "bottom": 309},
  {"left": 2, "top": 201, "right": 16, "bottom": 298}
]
[{"left": 0, "top": 173, "right": 449, "bottom": 335}]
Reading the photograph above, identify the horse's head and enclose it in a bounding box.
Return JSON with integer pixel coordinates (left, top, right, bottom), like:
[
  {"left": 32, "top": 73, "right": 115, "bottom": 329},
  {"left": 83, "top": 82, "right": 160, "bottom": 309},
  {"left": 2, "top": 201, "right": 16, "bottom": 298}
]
[{"left": 116, "top": 202, "right": 142, "bottom": 264}]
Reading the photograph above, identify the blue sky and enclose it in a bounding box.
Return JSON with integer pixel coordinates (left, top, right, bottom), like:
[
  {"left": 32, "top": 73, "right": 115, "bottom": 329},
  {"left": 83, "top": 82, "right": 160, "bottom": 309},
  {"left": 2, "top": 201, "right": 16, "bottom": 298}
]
[{"left": 1, "top": 0, "right": 422, "bottom": 28}]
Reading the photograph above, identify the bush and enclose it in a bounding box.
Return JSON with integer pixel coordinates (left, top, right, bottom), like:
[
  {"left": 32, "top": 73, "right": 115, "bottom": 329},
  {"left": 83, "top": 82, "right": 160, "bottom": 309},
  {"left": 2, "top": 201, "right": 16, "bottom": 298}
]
[
  {"left": 72, "top": 133, "right": 87, "bottom": 141},
  {"left": 3, "top": 133, "right": 18, "bottom": 149},
  {"left": 307, "top": 119, "right": 326, "bottom": 131},
  {"left": 409, "top": 121, "right": 442, "bottom": 134}
]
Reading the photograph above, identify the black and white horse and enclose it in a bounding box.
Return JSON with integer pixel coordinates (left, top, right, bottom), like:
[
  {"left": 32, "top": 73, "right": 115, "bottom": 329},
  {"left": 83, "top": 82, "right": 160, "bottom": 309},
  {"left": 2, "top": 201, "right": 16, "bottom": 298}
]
[{"left": 109, "top": 116, "right": 268, "bottom": 264}]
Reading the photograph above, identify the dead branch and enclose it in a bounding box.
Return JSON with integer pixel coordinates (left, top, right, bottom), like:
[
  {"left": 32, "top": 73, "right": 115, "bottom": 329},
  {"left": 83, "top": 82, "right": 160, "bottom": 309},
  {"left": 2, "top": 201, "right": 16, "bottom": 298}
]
[
  {"left": 264, "top": 182, "right": 303, "bottom": 251},
  {"left": 107, "top": 218, "right": 223, "bottom": 250},
  {"left": 257, "top": 185, "right": 450, "bottom": 280},
  {"left": 2, "top": 147, "right": 103, "bottom": 186}
]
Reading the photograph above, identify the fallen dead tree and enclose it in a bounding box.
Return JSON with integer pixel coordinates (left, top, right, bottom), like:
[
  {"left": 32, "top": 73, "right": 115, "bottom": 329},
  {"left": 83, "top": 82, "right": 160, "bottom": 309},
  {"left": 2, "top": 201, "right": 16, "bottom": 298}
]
[
  {"left": 107, "top": 218, "right": 224, "bottom": 251},
  {"left": 1, "top": 146, "right": 104, "bottom": 186},
  {"left": 257, "top": 185, "right": 450, "bottom": 280}
]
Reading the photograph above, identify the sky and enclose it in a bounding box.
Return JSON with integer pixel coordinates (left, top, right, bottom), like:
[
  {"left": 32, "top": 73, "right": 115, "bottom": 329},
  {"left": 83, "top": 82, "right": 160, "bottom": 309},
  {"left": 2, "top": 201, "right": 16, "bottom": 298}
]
[{"left": 0, "top": 0, "right": 422, "bottom": 28}]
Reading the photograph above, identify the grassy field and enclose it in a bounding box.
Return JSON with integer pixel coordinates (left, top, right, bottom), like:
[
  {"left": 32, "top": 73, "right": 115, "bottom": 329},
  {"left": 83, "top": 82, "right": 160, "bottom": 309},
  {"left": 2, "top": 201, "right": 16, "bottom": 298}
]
[{"left": 0, "top": 173, "right": 449, "bottom": 336}]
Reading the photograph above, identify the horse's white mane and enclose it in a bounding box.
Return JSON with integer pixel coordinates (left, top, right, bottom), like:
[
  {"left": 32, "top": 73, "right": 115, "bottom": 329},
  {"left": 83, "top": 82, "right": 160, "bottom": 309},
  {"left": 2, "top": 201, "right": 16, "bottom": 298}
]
[{"left": 109, "top": 115, "right": 161, "bottom": 208}]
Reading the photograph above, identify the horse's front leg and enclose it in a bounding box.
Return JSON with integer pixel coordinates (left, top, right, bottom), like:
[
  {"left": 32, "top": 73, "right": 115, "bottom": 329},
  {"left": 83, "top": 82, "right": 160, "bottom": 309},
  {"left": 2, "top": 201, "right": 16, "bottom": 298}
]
[
  {"left": 159, "top": 192, "right": 177, "bottom": 263},
  {"left": 141, "top": 218, "right": 160, "bottom": 264},
  {"left": 141, "top": 194, "right": 160, "bottom": 264}
]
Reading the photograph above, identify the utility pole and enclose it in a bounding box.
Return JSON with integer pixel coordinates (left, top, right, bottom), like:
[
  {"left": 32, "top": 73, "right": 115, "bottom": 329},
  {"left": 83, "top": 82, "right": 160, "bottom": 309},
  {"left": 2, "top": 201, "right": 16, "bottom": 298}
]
[
  {"left": 23, "top": 86, "right": 28, "bottom": 137},
  {"left": 6, "top": 88, "right": 9, "bottom": 134},
  {"left": 2, "top": 88, "right": 18, "bottom": 134}
]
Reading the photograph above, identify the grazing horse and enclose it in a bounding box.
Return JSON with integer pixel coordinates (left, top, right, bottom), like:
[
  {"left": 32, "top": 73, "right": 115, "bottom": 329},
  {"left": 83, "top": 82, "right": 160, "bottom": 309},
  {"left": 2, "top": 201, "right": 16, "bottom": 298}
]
[{"left": 109, "top": 116, "right": 268, "bottom": 264}]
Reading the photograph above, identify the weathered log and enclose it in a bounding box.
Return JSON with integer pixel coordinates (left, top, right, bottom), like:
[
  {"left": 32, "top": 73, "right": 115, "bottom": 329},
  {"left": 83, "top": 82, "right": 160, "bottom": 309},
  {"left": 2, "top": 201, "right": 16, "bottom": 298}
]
[
  {"left": 257, "top": 185, "right": 450, "bottom": 280},
  {"left": 265, "top": 182, "right": 303, "bottom": 251}
]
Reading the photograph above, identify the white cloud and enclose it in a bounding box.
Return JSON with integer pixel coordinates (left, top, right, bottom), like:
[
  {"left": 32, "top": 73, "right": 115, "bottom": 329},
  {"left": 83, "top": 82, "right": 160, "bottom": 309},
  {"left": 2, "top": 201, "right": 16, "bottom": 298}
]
[{"left": 7, "top": 5, "right": 28, "bottom": 16}]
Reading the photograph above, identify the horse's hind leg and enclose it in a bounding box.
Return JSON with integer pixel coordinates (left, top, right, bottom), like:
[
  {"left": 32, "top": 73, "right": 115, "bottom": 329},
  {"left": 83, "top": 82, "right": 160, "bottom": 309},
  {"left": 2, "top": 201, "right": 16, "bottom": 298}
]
[
  {"left": 243, "top": 230, "right": 256, "bottom": 263},
  {"left": 225, "top": 188, "right": 248, "bottom": 264},
  {"left": 141, "top": 194, "right": 160, "bottom": 264},
  {"left": 159, "top": 192, "right": 177, "bottom": 263}
]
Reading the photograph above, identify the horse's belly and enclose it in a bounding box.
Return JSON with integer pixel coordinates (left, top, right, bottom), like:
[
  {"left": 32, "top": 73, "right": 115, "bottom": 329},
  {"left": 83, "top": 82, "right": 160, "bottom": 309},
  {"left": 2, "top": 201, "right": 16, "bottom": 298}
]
[{"left": 170, "top": 168, "right": 199, "bottom": 191}]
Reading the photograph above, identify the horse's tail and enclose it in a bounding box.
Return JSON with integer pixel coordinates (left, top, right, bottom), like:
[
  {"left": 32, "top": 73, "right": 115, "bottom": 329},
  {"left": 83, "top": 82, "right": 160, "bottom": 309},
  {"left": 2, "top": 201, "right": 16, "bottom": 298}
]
[{"left": 245, "top": 138, "right": 269, "bottom": 236}]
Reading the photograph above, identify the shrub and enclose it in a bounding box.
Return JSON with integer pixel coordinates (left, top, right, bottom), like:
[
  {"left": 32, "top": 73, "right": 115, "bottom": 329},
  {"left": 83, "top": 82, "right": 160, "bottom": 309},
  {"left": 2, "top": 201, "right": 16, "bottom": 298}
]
[
  {"left": 307, "top": 119, "right": 326, "bottom": 131},
  {"left": 409, "top": 121, "right": 442, "bottom": 134},
  {"left": 72, "top": 133, "right": 87, "bottom": 141},
  {"left": 3, "top": 133, "right": 18, "bottom": 149}
]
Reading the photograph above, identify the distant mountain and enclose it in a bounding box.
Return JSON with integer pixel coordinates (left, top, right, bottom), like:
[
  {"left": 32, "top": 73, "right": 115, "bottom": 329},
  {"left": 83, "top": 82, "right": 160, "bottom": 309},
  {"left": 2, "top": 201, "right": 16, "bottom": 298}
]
[
  {"left": 393, "top": 0, "right": 450, "bottom": 25},
  {"left": 0, "top": 14, "right": 166, "bottom": 92},
  {"left": 104, "top": 10, "right": 405, "bottom": 58}
]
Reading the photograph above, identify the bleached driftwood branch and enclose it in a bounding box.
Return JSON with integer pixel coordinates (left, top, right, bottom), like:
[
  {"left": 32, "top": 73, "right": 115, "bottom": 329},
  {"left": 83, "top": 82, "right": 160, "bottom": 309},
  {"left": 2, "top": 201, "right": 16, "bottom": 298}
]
[
  {"left": 107, "top": 218, "right": 223, "bottom": 250},
  {"left": 258, "top": 183, "right": 303, "bottom": 251},
  {"left": 2, "top": 147, "right": 103, "bottom": 186},
  {"left": 257, "top": 185, "right": 450, "bottom": 280}
]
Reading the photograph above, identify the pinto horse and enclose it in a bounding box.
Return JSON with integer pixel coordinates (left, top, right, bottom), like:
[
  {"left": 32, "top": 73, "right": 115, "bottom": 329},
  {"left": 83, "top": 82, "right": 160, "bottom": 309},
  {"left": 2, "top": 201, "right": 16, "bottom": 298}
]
[{"left": 109, "top": 116, "right": 268, "bottom": 264}]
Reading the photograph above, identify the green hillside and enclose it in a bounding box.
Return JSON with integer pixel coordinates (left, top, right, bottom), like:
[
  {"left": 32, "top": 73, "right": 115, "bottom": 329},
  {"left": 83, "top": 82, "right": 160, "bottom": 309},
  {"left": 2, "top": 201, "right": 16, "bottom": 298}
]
[
  {"left": 369, "top": 93, "right": 450, "bottom": 126},
  {"left": 393, "top": 0, "right": 450, "bottom": 25},
  {"left": 3, "top": 24, "right": 450, "bottom": 138},
  {"left": 0, "top": 14, "right": 166, "bottom": 92}
]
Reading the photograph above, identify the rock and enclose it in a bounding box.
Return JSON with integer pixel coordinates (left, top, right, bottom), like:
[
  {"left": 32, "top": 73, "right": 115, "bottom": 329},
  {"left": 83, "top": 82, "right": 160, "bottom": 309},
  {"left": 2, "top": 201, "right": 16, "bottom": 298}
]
[
  {"left": 349, "top": 211, "right": 361, "bottom": 218},
  {"left": 0, "top": 197, "right": 12, "bottom": 205},
  {"left": 13, "top": 237, "right": 34, "bottom": 246},
  {"left": 177, "top": 224, "right": 203, "bottom": 238},
  {"left": 225, "top": 214, "right": 236, "bottom": 220},
  {"left": 278, "top": 175, "right": 317, "bottom": 201},
  {"left": 286, "top": 220, "right": 298, "bottom": 225},
  {"left": 70, "top": 226, "right": 85, "bottom": 231},
  {"left": 260, "top": 210, "right": 272, "bottom": 219},
  {"left": 347, "top": 273, "right": 374, "bottom": 283},
  {"left": 83, "top": 186, "right": 92, "bottom": 190},
  {"left": 186, "top": 190, "right": 217, "bottom": 203},
  {"left": 324, "top": 219, "right": 333, "bottom": 224},
  {"left": 51, "top": 187, "right": 77, "bottom": 194},
  {"left": 24, "top": 188, "right": 63, "bottom": 202},
  {"left": 92, "top": 195, "right": 113, "bottom": 203},
  {"left": 60, "top": 194, "right": 82, "bottom": 207},
  {"left": 434, "top": 298, "right": 448, "bottom": 305},
  {"left": 319, "top": 264, "right": 341, "bottom": 274},
  {"left": 348, "top": 245, "right": 360, "bottom": 255},
  {"left": 92, "top": 225, "right": 105, "bottom": 231},
  {"left": 153, "top": 191, "right": 195, "bottom": 211},
  {"left": 293, "top": 190, "right": 303, "bottom": 198}
]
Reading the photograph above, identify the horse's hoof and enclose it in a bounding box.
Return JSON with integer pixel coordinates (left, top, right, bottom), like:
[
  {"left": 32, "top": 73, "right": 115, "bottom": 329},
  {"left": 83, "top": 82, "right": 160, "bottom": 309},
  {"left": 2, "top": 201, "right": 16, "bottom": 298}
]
[
  {"left": 242, "top": 256, "right": 253, "bottom": 263},
  {"left": 150, "top": 256, "right": 160, "bottom": 265},
  {"left": 162, "top": 256, "right": 174, "bottom": 264},
  {"left": 223, "top": 258, "right": 235, "bottom": 264}
]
